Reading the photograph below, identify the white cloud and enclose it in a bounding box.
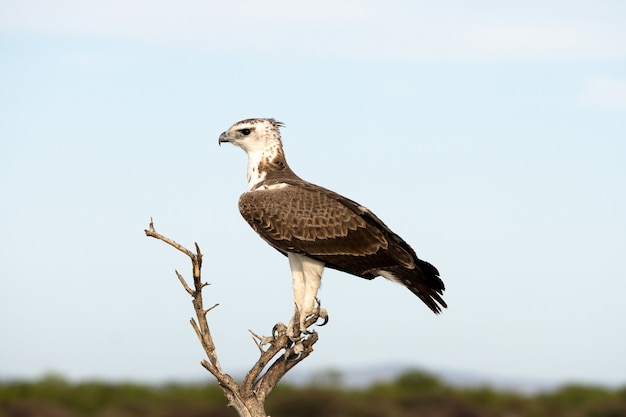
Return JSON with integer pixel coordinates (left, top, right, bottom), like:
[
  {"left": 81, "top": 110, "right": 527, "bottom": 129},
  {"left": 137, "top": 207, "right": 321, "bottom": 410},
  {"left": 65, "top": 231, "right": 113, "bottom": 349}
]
[
  {"left": 583, "top": 77, "right": 626, "bottom": 112},
  {"left": 1, "top": 0, "right": 625, "bottom": 61}
]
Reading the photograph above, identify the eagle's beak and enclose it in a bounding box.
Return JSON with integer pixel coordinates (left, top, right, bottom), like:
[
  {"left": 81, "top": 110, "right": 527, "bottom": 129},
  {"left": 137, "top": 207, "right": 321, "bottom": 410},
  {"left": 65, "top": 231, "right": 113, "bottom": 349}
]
[{"left": 218, "top": 131, "right": 230, "bottom": 146}]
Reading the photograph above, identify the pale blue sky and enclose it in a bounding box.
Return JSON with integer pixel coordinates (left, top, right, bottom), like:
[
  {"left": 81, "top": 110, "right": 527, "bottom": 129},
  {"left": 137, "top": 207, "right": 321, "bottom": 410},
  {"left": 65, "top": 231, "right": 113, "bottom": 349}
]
[{"left": 1, "top": 1, "right": 625, "bottom": 387}]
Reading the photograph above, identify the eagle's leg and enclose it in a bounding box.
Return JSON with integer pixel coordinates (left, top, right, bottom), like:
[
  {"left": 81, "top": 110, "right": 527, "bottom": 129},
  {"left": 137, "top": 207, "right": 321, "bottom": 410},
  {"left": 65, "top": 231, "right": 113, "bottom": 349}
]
[
  {"left": 301, "top": 257, "right": 324, "bottom": 328},
  {"left": 287, "top": 253, "right": 306, "bottom": 338},
  {"left": 287, "top": 253, "right": 325, "bottom": 337}
]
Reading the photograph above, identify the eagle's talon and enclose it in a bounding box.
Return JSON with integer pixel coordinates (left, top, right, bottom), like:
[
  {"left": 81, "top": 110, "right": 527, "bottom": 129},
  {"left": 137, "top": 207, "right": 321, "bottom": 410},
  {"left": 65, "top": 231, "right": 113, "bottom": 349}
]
[
  {"left": 310, "top": 300, "right": 328, "bottom": 326},
  {"left": 272, "top": 322, "right": 287, "bottom": 338},
  {"left": 288, "top": 333, "right": 302, "bottom": 343},
  {"left": 316, "top": 307, "right": 329, "bottom": 326},
  {"left": 294, "top": 342, "right": 304, "bottom": 355},
  {"left": 284, "top": 338, "right": 304, "bottom": 361}
]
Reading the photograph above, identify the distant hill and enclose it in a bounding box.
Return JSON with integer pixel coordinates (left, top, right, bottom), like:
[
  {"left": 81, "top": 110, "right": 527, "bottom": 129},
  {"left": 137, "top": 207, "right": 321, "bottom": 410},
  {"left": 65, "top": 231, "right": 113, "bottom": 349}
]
[{"left": 282, "top": 363, "right": 563, "bottom": 393}]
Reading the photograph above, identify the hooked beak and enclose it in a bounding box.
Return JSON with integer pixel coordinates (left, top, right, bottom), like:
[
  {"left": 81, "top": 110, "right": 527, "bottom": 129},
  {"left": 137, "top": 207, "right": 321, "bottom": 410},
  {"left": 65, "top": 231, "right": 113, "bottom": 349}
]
[{"left": 218, "top": 131, "right": 230, "bottom": 146}]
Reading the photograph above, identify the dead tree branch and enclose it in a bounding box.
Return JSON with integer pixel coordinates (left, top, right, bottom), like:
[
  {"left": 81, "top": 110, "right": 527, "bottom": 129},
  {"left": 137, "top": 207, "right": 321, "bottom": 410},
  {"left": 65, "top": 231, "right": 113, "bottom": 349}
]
[{"left": 145, "top": 219, "right": 321, "bottom": 417}]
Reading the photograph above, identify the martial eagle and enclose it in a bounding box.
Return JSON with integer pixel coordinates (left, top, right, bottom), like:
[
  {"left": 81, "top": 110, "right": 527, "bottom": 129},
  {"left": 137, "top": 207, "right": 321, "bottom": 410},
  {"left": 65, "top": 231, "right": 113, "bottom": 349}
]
[{"left": 219, "top": 118, "right": 446, "bottom": 335}]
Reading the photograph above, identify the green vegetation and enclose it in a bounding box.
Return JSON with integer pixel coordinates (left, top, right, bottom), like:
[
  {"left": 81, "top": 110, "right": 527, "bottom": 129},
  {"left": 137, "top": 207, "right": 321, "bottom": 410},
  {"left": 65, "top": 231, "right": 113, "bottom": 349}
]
[{"left": 1, "top": 370, "right": 625, "bottom": 417}]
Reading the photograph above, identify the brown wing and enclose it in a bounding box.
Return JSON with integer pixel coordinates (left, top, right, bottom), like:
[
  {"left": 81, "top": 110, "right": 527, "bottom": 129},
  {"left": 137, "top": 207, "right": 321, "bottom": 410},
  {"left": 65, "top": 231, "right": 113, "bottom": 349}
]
[
  {"left": 238, "top": 179, "right": 446, "bottom": 314},
  {"left": 238, "top": 181, "right": 416, "bottom": 277}
]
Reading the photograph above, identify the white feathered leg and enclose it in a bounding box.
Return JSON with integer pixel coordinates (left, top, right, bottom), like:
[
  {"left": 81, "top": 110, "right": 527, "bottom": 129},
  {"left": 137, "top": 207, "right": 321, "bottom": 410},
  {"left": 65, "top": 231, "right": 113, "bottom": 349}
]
[{"left": 288, "top": 253, "right": 324, "bottom": 335}]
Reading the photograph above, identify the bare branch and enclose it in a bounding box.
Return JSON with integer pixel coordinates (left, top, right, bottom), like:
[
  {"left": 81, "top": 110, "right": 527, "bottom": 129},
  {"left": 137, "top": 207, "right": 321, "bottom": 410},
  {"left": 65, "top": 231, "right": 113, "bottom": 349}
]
[
  {"left": 145, "top": 219, "right": 321, "bottom": 417},
  {"left": 175, "top": 270, "right": 194, "bottom": 296},
  {"left": 145, "top": 219, "right": 196, "bottom": 259},
  {"left": 204, "top": 303, "right": 220, "bottom": 316}
]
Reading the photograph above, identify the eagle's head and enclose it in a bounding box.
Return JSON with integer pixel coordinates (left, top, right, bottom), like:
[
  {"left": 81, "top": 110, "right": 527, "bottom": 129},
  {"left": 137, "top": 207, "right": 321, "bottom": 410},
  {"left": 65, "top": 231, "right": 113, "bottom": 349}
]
[
  {"left": 218, "top": 118, "right": 284, "bottom": 153},
  {"left": 219, "top": 118, "right": 294, "bottom": 190}
]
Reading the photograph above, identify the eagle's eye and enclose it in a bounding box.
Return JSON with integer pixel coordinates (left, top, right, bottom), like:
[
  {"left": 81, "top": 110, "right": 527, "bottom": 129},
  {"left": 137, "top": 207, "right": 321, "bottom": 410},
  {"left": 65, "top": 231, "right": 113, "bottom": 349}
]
[{"left": 240, "top": 128, "right": 252, "bottom": 136}]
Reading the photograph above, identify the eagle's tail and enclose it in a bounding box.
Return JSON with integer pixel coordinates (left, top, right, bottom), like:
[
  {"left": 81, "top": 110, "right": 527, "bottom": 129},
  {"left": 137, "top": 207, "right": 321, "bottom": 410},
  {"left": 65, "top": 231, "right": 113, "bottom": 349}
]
[{"left": 386, "top": 259, "right": 447, "bottom": 314}]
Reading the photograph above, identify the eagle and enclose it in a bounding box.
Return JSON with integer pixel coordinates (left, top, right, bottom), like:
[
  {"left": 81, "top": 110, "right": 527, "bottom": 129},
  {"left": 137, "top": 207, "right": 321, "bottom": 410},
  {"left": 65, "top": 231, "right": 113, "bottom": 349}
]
[{"left": 219, "top": 118, "right": 446, "bottom": 335}]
